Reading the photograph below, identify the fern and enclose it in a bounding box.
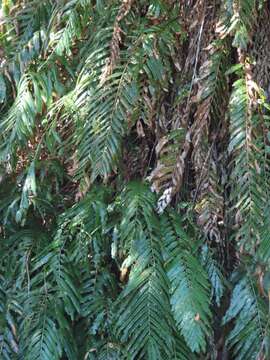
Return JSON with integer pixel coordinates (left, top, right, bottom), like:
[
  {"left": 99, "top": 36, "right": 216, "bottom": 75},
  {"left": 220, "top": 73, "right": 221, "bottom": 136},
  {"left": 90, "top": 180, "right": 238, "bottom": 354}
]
[
  {"left": 2, "top": 0, "right": 54, "bottom": 82},
  {"left": 220, "top": 0, "right": 257, "bottom": 49},
  {"left": 200, "top": 245, "right": 225, "bottom": 307},
  {"left": 47, "top": 0, "right": 92, "bottom": 58},
  {"left": 223, "top": 276, "right": 270, "bottom": 359},
  {"left": 116, "top": 183, "right": 175, "bottom": 359},
  {"left": 162, "top": 212, "right": 212, "bottom": 353},
  {"left": 15, "top": 226, "right": 80, "bottom": 359},
  {"left": 69, "top": 9, "right": 179, "bottom": 181},
  {"left": 229, "top": 76, "right": 266, "bottom": 251},
  {"left": 52, "top": 186, "right": 121, "bottom": 358},
  {"left": 0, "top": 276, "right": 20, "bottom": 359},
  {"left": 0, "top": 68, "right": 61, "bottom": 161},
  {"left": 0, "top": 1, "right": 270, "bottom": 359},
  {"left": 0, "top": 74, "right": 36, "bottom": 158}
]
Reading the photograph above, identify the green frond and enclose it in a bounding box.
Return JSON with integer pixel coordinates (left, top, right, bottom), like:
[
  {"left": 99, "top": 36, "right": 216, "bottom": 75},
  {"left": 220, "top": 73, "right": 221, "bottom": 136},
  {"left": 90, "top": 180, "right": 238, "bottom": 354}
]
[
  {"left": 24, "top": 316, "right": 62, "bottom": 360},
  {"left": 0, "top": 74, "right": 36, "bottom": 158},
  {"left": 117, "top": 266, "right": 174, "bottom": 359},
  {"left": 0, "top": 68, "right": 59, "bottom": 161},
  {"left": 1, "top": 1, "right": 270, "bottom": 359},
  {"left": 12, "top": 226, "right": 80, "bottom": 359},
  {"left": 117, "top": 183, "right": 175, "bottom": 359},
  {"left": 47, "top": 0, "right": 92, "bottom": 58},
  {"left": 119, "top": 182, "right": 157, "bottom": 253},
  {"left": 172, "top": 332, "right": 196, "bottom": 360},
  {"left": 78, "top": 69, "right": 139, "bottom": 180},
  {"left": 70, "top": 11, "right": 179, "bottom": 181},
  {"left": 229, "top": 77, "right": 267, "bottom": 251},
  {"left": 52, "top": 186, "right": 121, "bottom": 358},
  {"left": 223, "top": 276, "right": 270, "bottom": 359},
  {"left": 200, "top": 245, "right": 225, "bottom": 307},
  {"left": 0, "top": 276, "right": 20, "bottom": 359},
  {"left": 32, "top": 239, "right": 81, "bottom": 319},
  {"left": 220, "top": 0, "right": 258, "bottom": 49},
  {"left": 162, "top": 213, "right": 212, "bottom": 353},
  {"left": 2, "top": 0, "right": 54, "bottom": 82}
]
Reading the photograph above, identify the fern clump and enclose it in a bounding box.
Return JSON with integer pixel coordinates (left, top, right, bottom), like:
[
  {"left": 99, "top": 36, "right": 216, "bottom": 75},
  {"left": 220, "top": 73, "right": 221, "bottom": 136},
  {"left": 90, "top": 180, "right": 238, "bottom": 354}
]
[{"left": 1, "top": 0, "right": 270, "bottom": 359}]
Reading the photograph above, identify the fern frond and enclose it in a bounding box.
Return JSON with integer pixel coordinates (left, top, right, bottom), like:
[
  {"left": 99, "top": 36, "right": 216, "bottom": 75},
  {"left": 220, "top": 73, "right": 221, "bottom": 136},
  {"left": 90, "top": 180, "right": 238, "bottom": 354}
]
[
  {"left": 70, "top": 11, "right": 179, "bottom": 181},
  {"left": 0, "top": 276, "right": 20, "bottom": 359},
  {"left": 53, "top": 186, "right": 120, "bottom": 358},
  {"left": 229, "top": 76, "right": 266, "bottom": 251},
  {"left": 162, "top": 212, "right": 212, "bottom": 353},
  {"left": 2, "top": 0, "right": 54, "bottom": 82},
  {"left": 0, "top": 74, "right": 36, "bottom": 158},
  {"left": 0, "top": 68, "right": 59, "bottom": 162},
  {"left": 1, "top": 1, "right": 270, "bottom": 359},
  {"left": 117, "top": 182, "right": 175, "bottom": 359},
  {"left": 200, "top": 245, "right": 225, "bottom": 307},
  {"left": 219, "top": 0, "right": 258, "bottom": 49},
  {"left": 33, "top": 238, "right": 81, "bottom": 319},
  {"left": 47, "top": 0, "right": 92, "bottom": 58},
  {"left": 79, "top": 69, "right": 139, "bottom": 180},
  {"left": 16, "top": 227, "right": 80, "bottom": 359},
  {"left": 223, "top": 276, "right": 269, "bottom": 360},
  {"left": 172, "top": 331, "right": 196, "bottom": 360},
  {"left": 25, "top": 316, "right": 62, "bottom": 360}
]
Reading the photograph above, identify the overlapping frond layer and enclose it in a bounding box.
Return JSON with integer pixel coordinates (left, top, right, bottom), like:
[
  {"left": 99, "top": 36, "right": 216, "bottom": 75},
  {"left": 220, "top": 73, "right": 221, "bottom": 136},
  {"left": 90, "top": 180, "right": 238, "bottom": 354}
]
[
  {"left": 1, "top": 0, "right": 270, "bottom": 359},
  {"left": 72, "top": 6, "right": 180, "bottom": 181}
]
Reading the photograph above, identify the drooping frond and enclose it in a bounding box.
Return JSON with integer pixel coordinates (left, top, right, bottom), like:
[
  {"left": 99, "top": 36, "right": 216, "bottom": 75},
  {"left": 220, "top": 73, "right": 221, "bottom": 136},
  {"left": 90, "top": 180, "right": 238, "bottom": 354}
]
[
  {"left": 228, "top": 73, "right": 267, "bottom": 252},
  {"left": 66, "top": 5, "right": 181, "bottom": 181},
  {"left": 200, "top": 245, "right": 225, "bottom": 307},
  {"left": 0, "top": 275, "right": 20, "bottom": 359},
  {"left": 47, "top": 0, "right": 92, "bottom": 58},
  {"left": 116, "top": 182, "right": 175, "bottom": 359},
  {"left": 1, "top": 1, "right": 270, "bottom": 359},
  {"left": 0, "top": 68, "right": 62, "bottom": 161},
  {"left": 55, "top": 186, "right": 121, "bottom": 358},
  {"left": 19, "top": 235, "right": 80, "bottom": 359},
  {"left": 1, "top": 0, "right": 54, "bottom": 83},
  {"left": 162, "top": 212, "right": 212, "bottom": 353},
  {"left": 219, "top": 0, "right": 257, "bottom": 49},
  {"left": 191, "top": 39, "right": 229, "bottom": 247},
  {"left": 223, "top": 276, "right": 270, "bottom": 359}
]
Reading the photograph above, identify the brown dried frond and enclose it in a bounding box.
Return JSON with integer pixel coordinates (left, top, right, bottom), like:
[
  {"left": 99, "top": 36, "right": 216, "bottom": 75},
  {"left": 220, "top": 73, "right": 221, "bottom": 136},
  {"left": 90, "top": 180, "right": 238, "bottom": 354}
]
[
  {"left": 155, "top": 0, "right": 221, "bottom": 214},
  {"left": 188, "top": 4, "right": 229, "bottom": 245},
  {"left": 148, "top": 128, "right": 187, "bottom": 196},
  {"left": 194, "top": 148, "right": 225, "bottom": 241},
  {"left": 155, "top": 129, "right": 191, "bottom": 214},
  {"left": 100, "top": 0, "right": 133, "bottom": 84}
]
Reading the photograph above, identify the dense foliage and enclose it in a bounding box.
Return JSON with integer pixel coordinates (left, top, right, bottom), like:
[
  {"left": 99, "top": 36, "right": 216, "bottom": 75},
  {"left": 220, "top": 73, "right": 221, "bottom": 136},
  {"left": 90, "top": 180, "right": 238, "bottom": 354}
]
[{"left": 1, "top": 0, "right": 270, "bottom": 359}]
